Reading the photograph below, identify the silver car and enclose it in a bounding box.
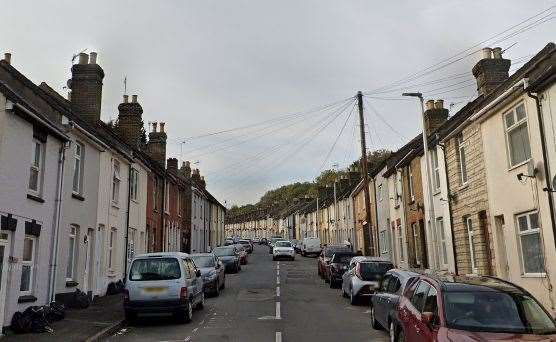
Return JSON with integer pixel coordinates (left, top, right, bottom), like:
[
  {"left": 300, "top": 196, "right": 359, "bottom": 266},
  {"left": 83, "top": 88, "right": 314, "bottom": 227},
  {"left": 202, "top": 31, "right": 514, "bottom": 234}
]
[
  {"left": 341, "top": 257, "right": 394, "bottom": 305},
  {"left": 124, "top": 252, "right": 205, "bottom": 323}
]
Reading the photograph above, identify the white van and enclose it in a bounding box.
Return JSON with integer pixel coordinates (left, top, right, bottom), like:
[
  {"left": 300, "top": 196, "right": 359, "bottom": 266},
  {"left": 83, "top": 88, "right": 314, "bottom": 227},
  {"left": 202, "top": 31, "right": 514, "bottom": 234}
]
[
  {"left": 124, "top": 252, "right": 205, "bottom": 323},
  {"left": 301, "top": 237, "right": 322, "bottom": 256}
]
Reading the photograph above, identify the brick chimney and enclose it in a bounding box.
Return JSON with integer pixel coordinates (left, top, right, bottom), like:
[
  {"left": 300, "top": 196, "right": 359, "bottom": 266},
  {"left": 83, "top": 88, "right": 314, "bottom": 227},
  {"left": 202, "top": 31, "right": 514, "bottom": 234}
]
[
  {"left": 472, "top": 47, "right": 511, "bottom": 96},
  {"left": 180, "top": 161, "right": 191, "bottom": 178},
  {"left": 423, "top": 99, "right": 448, "bottom": 136},
  {"left": 167, "top": 158, "right": 178, "bottom": 172},
  {"left": 191, "top": 168, "right": 201, "bottom": 183},
  {"left": 68, "top": 52, "right": 105, "bottom": 124},
  {"left": 117, "top": 94, "right": 144, "bottom": 147},
  {"left": 199, "top": 176, "right": 206, "bottom": 189},
  {"left": 147, "top": 121, "right": 167, "bottom": 166}
]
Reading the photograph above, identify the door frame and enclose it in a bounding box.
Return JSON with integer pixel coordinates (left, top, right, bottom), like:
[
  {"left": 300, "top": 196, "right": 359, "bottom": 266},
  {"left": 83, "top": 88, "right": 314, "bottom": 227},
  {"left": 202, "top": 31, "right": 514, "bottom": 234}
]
[{"left": 0, "top": 233, "right": 10, "bottom": 328}]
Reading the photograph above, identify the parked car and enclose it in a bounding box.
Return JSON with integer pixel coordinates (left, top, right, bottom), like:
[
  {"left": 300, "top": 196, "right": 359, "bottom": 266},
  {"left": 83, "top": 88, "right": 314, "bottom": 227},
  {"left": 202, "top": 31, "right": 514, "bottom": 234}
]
[
  {"left": 317, "top": 245, "right": 351, "bottom": 279},
  {"left": 224, "top": 239, "right": 235, "bottom": 246},
  {"left": 253, "top": 237, "right": 261, "bottom": 244},
  {"left": 370, "top": 268, "right": 418, "bottom": 331},
  {"left": 342, "top": 257, "right": 396, "bottom": 305},
  {"left": 390, "top": 274, "right": 556, "bottom": 342},
  {"left": 260, "top": 238, "right": 268, "bottom": 245},
  {"left": 268, "top": 237, "right": 285, "bottom": 254},
  {"left": 190, "top": 253, "right": 226, "bottom": 297},
  {"left": 234, "top": 244, "right": 248, "bottom": 265},
  {"left": 301, "top": 237, "right": 321, "bottom": 257},
  {"left": 123, "top": 252, "right": 204, "bottom": 324},
  {"left": 213, "top": 246, "right": 241, "bottom": 273},
  {"left": 324, "top": 251, "right": 356, "bottom": 287},
  {"left": 290, "top": 239, "right": 300, "bottom": 253},
  {"left": 238, "top": 239, "right": 253, "bottom": 254},
  {"left": 272, "top": 240, "right": 295, "bottom": 261}
]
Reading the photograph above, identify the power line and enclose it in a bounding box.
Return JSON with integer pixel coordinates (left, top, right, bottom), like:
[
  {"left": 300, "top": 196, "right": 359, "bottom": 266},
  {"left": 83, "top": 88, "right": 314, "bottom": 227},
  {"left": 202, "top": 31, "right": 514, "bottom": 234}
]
[
  {"left": 317, "top": 101, "right": 357, "bottom": 172},
  {"left": 364, "top": 97, "right": 407, "bottom": 144}
]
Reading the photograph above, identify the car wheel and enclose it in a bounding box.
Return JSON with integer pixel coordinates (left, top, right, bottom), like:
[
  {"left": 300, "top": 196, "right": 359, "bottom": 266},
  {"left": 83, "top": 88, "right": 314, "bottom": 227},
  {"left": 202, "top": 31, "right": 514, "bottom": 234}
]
[
  {"left": 238, "top": 264, "right": 241, "bottom": 272},
  {"left": 272, "top": 256, "right": 276, "bottom": 261},
  {"left": 214, "top": 281, "right": 220, "bottom": 297},
  {"left": 221, "top": 278, "right": 226, "bottom": 289},
  {"left": 371, "top": 306, "right": 381, "bottom": 330},
  {"left": 196, "top": 292, "right": 205, "bottom": 310},
  {"left": 342, "top": 286, "right": 348, "bottom": 298},
  {"left": 178, "top": 300, "right": 192, "bottom": 323},
  {"left": 329, "top": 279, "right": 335, "bottom": 288},
  {"left": 350, "top": 288, "right": 358, "bottom": 305}
]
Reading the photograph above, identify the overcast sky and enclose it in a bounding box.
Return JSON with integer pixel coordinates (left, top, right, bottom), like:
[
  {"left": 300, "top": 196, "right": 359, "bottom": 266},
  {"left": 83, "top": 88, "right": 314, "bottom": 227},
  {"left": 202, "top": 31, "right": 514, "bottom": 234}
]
[{"left": 4, "top": 0, "right": 555, "bottom": 205}]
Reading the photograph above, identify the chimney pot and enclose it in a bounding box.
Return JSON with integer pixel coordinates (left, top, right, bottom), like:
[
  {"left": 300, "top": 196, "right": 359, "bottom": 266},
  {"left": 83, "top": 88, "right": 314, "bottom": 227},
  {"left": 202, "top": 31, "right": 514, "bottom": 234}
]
[
  {"left": 78, "top": 53, "right": 88, "bottom": 65},
  {"left": 132, "top": 95, "right": 138, "bottom": 103},
  {"left": 185, "top": 161, "right": 191, "bottom": 167},
  {"left": 152, "top": 122, "right": 157, "bottom": 132},
  {"left": 123, "top": 94, "right": 129, "bottom": 103},
  {"left": 434, "top": 99, "right": 444, "bottom": 109},
  {"left": 3, "top": 53, "right": 11, "bottom": 64},
  {"left": 159, "top": 122, "right": 165, "bottom": 133},
  {"left": 492, "top": 47, "right": 503, "bottom": 59},
  {"left": 425, "top": 99, "right": 435, "bottom": 110},
  {"left": 481, "top": 47, "right": 492, "bottom": 60},
  {"left": 89, "top": 52, "right": 97, "bottom": 64}
]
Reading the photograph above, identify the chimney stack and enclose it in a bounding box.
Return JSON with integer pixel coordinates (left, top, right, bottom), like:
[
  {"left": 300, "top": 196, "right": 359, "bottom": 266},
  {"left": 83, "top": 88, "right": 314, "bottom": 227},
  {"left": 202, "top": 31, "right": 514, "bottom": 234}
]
[
  {"left": 180, "top": 161, "right": 192, "bottom": 178},
  {"left": 472, "top": 46, "right": 511, "bottom": 96},
  {"left": 68, "top": 51, "right": 105, "bottom": 124},
  {"left": 167, "top": 158, "right": 178, "bottom": 171},
  {"left": 116, "top": 94, "right": 144, "bottom": 147},
  {"left": 3, "top": 53, "right": 11, "bottom": 65},
  {"left": 147, "top": 121, "right": 167, "bottom": 166},
  {"left": 423, "top": 99, "right": 448, "bottom": 136}
]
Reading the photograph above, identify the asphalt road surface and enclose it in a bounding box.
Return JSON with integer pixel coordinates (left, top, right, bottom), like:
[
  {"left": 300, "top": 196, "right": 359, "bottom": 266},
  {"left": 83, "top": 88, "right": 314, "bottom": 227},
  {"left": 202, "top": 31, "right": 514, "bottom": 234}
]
[{"left": 109, "top": 245, "right": 389, "bottom": 342}]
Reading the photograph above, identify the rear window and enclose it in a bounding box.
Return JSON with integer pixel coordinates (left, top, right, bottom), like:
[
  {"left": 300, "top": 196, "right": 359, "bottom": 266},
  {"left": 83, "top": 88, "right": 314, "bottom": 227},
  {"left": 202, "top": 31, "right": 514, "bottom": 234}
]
[
  {"left": 214, "top": 248, "right": 235, "bottom": 256},
  {"left": 192, "top": 256, "right": 215, "bottom": 268},
  {"left": 325, "top": 247, "right": 350, "bottom": 257},
  {"left": 129, "top": 258, "right": 181, "bottom": 281},
  {"left": 359, "top": 262, "right": 394, "bottom": 281},
  {"left": 239, "top": 241, "right": 250, "bottom": 245},
  {"left": 276, "top": 241, "right": 292, "bottom": 247},
  {"left": 332, "top": 254, "right": 354, "bottom": 263}
]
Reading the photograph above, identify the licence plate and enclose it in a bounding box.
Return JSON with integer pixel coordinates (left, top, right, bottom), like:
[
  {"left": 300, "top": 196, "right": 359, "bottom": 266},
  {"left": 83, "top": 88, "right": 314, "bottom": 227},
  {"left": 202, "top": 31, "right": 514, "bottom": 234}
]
[{"left": 143, "top": 287, "right": 167, "bottom": 294}]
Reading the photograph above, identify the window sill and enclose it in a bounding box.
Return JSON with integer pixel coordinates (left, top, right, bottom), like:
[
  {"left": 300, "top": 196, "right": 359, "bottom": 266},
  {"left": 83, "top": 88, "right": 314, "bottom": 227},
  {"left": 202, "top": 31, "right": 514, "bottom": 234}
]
[
  {"left": 521, "top": 273, "right": 547, "bottom": 278},
  {"left": 131, "top": 198, "right": 139, "bottom": 204},
  {"left": 65, "top": 280, "right": 79, "bottom": 287},
  {"left": 458, "top": 183, "right": 469, "bottom": 192},
  {"left": 18, "top": 295, "right": 37, "bottom": 303},
  {"left": 72, "top": 193, "right": 85, "bottom": 201},
  {"left": 111, "top": 202, "right": 120, "bottom": 209},
  {"left": 508, "top": 158, "right": 532, "bottom": 172},
  {"left": 107, "top": 270, "right": 117, "bottom": 278},
  {"left": 27, "top": 194, "right": 44, "bottom": 203}
]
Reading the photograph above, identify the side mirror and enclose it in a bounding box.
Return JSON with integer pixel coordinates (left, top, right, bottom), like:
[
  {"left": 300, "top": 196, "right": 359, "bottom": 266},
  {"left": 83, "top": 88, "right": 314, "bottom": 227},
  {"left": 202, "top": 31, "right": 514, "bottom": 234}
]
[
  {"left": 195, "top": 269, "right": 202, "bottom": 278},
  {"left": 421, "top": 312, "right": 436, "bottom": 326},
  {"left": 216, "top": 263, "right": 221, "bottom": 269}
]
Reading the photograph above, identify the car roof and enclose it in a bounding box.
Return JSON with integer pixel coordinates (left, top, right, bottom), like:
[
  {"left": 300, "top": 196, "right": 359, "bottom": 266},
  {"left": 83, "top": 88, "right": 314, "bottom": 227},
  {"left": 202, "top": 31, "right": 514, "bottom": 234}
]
[
  {"left": 417, "top": 273, "right": 527, "bottom": 294},
  {"left": 134, "top": 252, "right": 190, "bottom": 259},
  {"left": 190, "top": 253, "right": 215, "bottom": 257},
  {"left": 351, "top": 256, "right": 393, "bottom": 263}
]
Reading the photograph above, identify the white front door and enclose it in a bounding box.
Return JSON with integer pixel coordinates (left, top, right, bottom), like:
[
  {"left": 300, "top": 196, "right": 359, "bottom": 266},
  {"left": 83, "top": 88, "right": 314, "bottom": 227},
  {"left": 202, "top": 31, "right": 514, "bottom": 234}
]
[
  {"left": 83, "top": 228, "right": 94, "bottom": 294},
  {"left": 0, "top": 233, "right": 10, "bottom": 328}
]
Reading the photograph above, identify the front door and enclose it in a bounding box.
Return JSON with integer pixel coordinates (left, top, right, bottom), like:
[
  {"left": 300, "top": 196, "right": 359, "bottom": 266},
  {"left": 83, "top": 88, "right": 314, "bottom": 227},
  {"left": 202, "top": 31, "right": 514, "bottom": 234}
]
[
  {"left": 0, "top": 234, "right": 10, "bottom": 328},
  {"left": 83, "top": 228, "right": 94, "bottom": 294}
]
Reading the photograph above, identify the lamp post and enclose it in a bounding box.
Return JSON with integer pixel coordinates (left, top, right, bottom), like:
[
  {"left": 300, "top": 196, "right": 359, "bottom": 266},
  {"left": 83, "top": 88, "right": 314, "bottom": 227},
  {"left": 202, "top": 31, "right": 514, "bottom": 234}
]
[{"left": 402, "top": 92, "right": 439, "bottom": 269}]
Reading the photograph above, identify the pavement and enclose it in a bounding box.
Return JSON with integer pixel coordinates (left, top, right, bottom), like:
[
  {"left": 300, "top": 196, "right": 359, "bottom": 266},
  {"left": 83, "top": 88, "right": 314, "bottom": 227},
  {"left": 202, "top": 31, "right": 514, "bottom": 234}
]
[
  {"left": 108, "top": 245, "right": 389, "bottom": 342},
  {"left": 3, "top": 293, "right": 124, "bottom": 342}
]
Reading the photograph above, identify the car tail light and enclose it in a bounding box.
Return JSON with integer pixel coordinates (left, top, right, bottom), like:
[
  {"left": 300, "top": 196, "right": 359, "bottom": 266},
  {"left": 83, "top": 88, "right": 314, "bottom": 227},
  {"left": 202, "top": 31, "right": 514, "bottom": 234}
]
[
  {"left": 123, "top": 289, "right": 130, "bottom": 303},
  {"left": 180, "top": 287, "right": 188, "bottom": 301}
]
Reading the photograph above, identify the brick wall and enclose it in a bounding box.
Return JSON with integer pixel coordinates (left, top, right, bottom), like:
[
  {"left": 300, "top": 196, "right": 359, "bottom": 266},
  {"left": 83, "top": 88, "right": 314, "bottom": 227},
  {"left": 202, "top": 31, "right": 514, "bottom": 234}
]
[{"left": 445, "top": 123, "right": 495, "bottom": 275}]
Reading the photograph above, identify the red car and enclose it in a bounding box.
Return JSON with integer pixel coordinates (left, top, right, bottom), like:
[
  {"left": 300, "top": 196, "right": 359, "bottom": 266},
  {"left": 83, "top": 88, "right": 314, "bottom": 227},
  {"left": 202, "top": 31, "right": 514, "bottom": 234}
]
[
  {"left": 234, "top": 244, "right": 248, "bottom": 265},
  {"left": 317, "top": 245, "right": 351, "bottom": 279},
  {"left": 391, "top": 274, "right": 556, "bottom": 341}
]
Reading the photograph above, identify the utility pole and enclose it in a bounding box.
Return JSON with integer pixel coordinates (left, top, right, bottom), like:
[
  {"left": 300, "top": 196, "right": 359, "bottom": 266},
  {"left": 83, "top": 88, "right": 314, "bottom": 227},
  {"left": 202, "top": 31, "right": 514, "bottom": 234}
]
[
  {"left": 357, "top": 91, "right": 375, "bottom": 256},
  {"left": 316, "top": 196, "right": 319, "bottom": 238},
  {"left": 332, "top": 163, "right": 339, "bottom": 244}
]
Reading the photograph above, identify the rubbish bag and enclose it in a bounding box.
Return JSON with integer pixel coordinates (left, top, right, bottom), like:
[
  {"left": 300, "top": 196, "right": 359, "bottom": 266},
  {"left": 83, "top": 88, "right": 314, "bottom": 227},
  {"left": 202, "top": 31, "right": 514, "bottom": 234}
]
[
  {"left": 11, "top": 311, "right": 32, "bottom": 334},
  {"left": 67, "top": 289, "right": 90, "bottom": 309},
  {"left": 46, "top": 302, "right": 65, "bottom": 321},
  {"left": 106, "top": 280, "right": 124, "bottom": 295}
]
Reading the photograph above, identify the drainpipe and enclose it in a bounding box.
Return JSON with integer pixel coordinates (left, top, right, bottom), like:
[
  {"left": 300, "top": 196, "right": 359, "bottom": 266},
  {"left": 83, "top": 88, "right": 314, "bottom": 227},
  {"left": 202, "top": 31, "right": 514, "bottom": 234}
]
[
  {"left": 439, "top": 142, "right": 459, "bottom": 275},
  {"left": 123, "top": 163, "right": 132, "bottom": 282},
  {"left": 528, "top": 92, "right": 556, "bottom": 259},
  {"left": 49, "top": 141, "right": 68, "bottom": 302},
  {"left": 161, "top": 174, "right": 166, "bottom": 252}
]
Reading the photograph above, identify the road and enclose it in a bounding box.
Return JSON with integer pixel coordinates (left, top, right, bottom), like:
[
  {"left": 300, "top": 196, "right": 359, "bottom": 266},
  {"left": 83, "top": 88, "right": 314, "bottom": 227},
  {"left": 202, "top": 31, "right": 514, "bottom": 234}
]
[{"left": 109, "top": 245, "right": 389, "bottom": 342}]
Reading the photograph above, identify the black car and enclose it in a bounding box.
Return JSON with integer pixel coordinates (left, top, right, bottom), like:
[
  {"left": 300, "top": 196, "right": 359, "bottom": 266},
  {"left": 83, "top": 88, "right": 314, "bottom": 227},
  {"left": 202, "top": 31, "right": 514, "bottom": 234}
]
[
  {"left": 370, "top": 269, "right": 419, "bottom": 331},
  {"left": 191, "top": 253, "right": 226, "bottom": 297},
  {"left": 213, "top": 246, "right": 241, "bottom": 273},
  {"left": 325, "top": 252, "right": 356, "bottom": 287},
  {"left": 238, "top": 239, "right": 253, "bottom": 254}
]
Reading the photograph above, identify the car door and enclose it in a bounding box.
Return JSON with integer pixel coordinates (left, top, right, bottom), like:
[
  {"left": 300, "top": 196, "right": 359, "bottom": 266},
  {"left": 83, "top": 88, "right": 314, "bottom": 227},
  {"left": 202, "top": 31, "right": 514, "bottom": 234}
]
[
  {"left": 216, "top": 256, "right": 225, "bottom": 283},
  {"left": 404, "top": 280, "right": 430, "bottom": 342},
  {"left": 374, "top": 274, "right": 391, "bottom": 327},
  {"left": 343, "top": 260, "right": 356, "bottom": 292},
  {"left": 385, "top": 275, "right": 401, "bottom": 322},
  {"left": 186, "top": 259, "right": 202, "bottom": 303},
  {"left": 181, "top": 258, "right": 195, "bottom": 302}
]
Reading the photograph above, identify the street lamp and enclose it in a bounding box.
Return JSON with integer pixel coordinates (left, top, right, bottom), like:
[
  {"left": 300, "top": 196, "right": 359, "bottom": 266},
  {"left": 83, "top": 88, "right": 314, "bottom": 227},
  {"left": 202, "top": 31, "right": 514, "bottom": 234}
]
[{"left": 402, "top": 92, "right": 439, "bottom": 269}]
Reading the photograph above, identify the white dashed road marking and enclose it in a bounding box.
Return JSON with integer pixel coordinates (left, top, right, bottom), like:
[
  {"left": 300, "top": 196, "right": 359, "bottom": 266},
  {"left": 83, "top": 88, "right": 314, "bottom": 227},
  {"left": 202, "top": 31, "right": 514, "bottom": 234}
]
[
  {"left": 276, "top": 286, "right": 280, "bottom": 297},
  {"left": 275, "top": 302, "right": 281, "bottom": 319},
  {"left": 276, "top": 331, "right": 282, "bottom": 342}
]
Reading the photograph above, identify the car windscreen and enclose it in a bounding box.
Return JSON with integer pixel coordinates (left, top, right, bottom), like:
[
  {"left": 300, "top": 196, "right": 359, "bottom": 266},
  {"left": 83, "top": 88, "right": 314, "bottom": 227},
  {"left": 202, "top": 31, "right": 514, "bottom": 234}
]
[
  {"left": 325, "top": 247, "right": 350, "bottom": 257},
  {"left": 359, "top": 262, "right": 394, "bottom": 281},
  {"left": 129, "top": 258, "right": 181, "bottom": 281},
  {"left": 192, "top": 256, "right": 215, "bottom": 268},
  {"left": 331, "top": 254, "right": 354, "bottom": 264},
  {"left": 444, "top": 291, "right": 556, "bottom": 334},
  {"left": 214, "top": 248, "right": 235, "bottom": 257},
  {"left": 275, "top": 241, "right": 291, "bottom": 248}
]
